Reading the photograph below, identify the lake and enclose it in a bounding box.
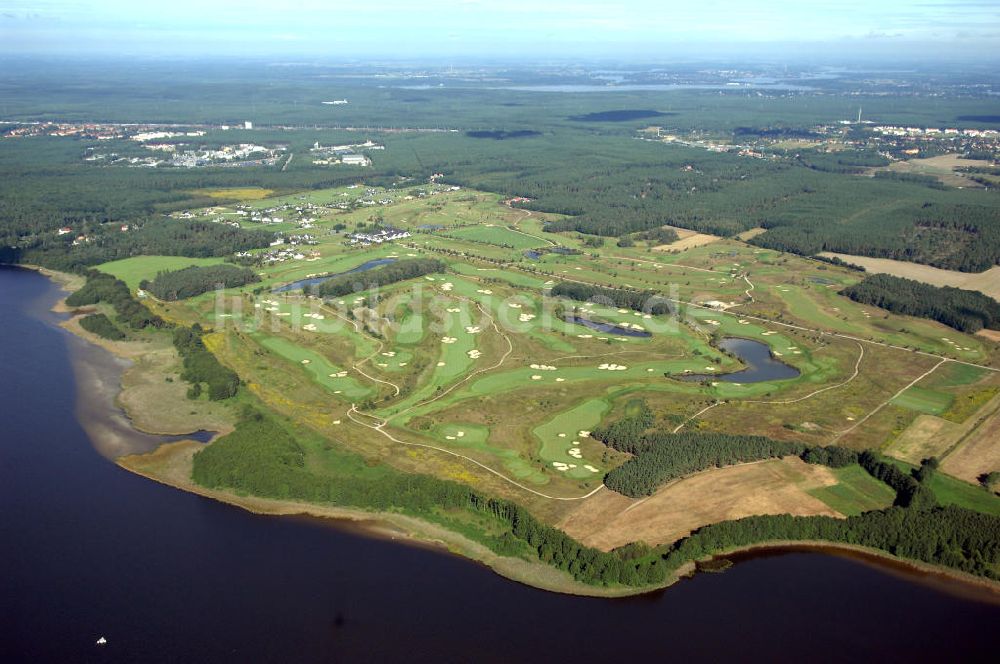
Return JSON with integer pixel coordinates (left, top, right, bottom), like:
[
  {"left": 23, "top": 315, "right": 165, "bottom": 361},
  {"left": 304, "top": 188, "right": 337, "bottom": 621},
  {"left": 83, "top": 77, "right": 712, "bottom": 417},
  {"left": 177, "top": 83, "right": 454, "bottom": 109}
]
[
  {"left": 679, "top": 337, "right": 801, "bottom": 383},
  {"left": 2, "top": 266, "right": 998, "bottom": 662}
]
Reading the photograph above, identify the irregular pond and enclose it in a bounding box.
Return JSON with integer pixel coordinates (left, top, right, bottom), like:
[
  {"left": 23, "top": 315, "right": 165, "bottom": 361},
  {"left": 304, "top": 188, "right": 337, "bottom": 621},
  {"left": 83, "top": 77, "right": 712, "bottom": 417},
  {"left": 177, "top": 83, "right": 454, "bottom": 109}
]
[
  {"left": 565, "top": 315, "right": 652, "bottom": 338},
  {"left": 273, "top": 257, "right": 397, "bottom": 293},
  {"left": 678, "top": 337, "right": 800, "bottom": 383}
]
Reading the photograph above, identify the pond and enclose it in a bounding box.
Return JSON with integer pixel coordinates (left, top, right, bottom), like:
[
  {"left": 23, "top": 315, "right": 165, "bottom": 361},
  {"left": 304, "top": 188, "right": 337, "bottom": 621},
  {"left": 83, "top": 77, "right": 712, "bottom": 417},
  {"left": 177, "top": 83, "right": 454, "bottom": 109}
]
[
  {"left": 272, "top": 257, "right": 397, "bottom": 293},
  {"left": 677, "top": 337, "right": 800, "bottom": 383},
  {"left": 565, "top": 315, "right": 652, "bottom": 338}
]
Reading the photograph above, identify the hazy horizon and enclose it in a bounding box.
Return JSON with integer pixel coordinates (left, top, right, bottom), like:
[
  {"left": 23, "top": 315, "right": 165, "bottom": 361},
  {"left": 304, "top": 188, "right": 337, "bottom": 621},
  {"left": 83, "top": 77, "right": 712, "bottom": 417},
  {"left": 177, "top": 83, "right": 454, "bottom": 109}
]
[{"left": 1, "top": 0, "right": 998, "bottom": 62}]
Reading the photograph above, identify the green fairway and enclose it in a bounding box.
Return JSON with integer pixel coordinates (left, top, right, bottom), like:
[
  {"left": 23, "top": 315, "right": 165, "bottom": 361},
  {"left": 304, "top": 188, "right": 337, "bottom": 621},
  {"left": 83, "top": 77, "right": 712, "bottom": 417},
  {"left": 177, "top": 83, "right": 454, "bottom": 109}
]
[
  {"left": 891, "top": 386, "right": 954, "bottom": 415},
  {"left": 532, "top": 398, "right": 609, "bottom": 479},
  {"left": 98, "top": 255, "right": 227, "bottom": 290},
  {"left": 251, "top": 332, "right": 373, "bottom": 401},
  {"left": 428, "top": 422, "right": 548, "bottom": 484},
  {"left": 446, "top": 224, "right": 548, "bottom": 250},
  {"left": 808, "top": 465, "right": 896, "bottom": 516}
]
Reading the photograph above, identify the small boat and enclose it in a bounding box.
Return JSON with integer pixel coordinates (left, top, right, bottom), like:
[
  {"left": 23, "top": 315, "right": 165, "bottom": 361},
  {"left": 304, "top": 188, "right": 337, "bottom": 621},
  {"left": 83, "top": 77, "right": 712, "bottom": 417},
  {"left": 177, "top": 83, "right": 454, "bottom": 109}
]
[{"left": 96, "top": 637, "right": 107, "bottom": 646}]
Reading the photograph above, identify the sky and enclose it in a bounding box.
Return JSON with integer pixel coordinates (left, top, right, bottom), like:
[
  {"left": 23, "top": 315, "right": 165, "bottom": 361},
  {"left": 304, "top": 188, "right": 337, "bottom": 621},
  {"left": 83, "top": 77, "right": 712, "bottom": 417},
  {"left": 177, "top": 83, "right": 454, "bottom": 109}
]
[{"left": 1, "top": 0, "right": 998, "bottom": 60}]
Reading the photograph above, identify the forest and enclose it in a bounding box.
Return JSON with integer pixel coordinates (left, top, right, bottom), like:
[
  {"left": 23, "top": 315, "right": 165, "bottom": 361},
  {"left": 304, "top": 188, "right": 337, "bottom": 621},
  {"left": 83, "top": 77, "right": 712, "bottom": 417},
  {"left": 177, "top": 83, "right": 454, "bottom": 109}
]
[
  {"left": 65, "top": 271, "right": 166, "bottom": 330},
  {"left": 172, "top": 325, "right": 241, "bottom": 400},
  {"left": 592, "top": 405, "right": 858, "bottom": 497},
  {"left": 313, "top": 258, "right": 445, "bottom": 297},
  {"left": 78, "top": 312, "right": 126, "bottom": 340},
  {"left": 192, "top": 407, "right": 1000, "bottom": 586},
  {"left": 549, "top": 281, "right": 674, "bottom": 315},
  {"left": 144, "top": 264, "right": 259, "bottom": 301},
  {"left": 841, "top": 274, "right": 1000, "bottom": 333},
  {"left": 192, "top": 410, "right": 671, "bottom": 588}
]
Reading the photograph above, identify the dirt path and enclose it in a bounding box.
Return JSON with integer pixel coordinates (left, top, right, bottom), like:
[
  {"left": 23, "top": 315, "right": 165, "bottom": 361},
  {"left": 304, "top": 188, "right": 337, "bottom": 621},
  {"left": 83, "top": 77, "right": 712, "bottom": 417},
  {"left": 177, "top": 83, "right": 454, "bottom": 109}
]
[{"left": 833, "top": 358, "right": 947, "bottom": 443}]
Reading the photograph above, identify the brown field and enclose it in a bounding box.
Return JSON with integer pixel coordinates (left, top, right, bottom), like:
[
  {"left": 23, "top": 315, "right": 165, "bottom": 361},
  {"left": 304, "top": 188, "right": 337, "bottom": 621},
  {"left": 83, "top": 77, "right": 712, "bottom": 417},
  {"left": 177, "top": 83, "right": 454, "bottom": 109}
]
[
  {"left": 736, "top": 227, "right": 767, "bottom": 241},
  {"left": 878, "top": 154, "right": 992, "bottom": 188},
  {"left": 978, "top": 329, "right": 1000, "bottom": 343},
  {"left": 941, "top": 396, "right": 1000, "bottom": 483},
  {"left": 817, "top": 252, "right": 1000, "bottom": 301},
  {"left": 117, "top": 345, "right": 233, "bottom": 435},
  {"left": 654, "top": 226, "right": 721, "bottom": 252},
  {"left": 558, "top": 457, "right": 841, "bottom": 551},
  {"left": 886, "top": 414, "right": 962, "bottom": 464}
]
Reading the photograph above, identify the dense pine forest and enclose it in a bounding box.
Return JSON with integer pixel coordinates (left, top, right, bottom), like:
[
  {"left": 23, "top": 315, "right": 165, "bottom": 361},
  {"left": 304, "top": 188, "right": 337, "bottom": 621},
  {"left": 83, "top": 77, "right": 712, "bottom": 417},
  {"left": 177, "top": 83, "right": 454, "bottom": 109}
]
[
  {"left": 842, "top": 274, "right": 1000, "bottom": 333},
  {"left": 313, "top": 258, "right": 445, "bottom": 297},
  {"left": 145, "top": 264, "right": 259, "bottom": 301},
  {"left": 65, "top": 271, "right": 166, "bottom": 330},
  {"left": 549, "top": 281, "right": 674, "bottom": 315}
]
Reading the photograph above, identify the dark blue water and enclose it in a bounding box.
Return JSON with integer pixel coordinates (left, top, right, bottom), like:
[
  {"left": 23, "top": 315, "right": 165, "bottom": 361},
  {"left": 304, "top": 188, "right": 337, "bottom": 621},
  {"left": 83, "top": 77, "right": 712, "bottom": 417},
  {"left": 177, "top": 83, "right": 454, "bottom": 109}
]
[
  {"left": 272, "top": 257, "right": 397, "bottom": 293},
  {"left": 566, "top": 315, "right": 652, "bottom": 338},
  {"left": 2, "top": 266, "right": 998, "bottom": 663},
  {"left": 524, "top": 250, "right": 541, "bottom": 260},
  {"left": 680, "top": 337, "right": 801, "bottom": 383}
]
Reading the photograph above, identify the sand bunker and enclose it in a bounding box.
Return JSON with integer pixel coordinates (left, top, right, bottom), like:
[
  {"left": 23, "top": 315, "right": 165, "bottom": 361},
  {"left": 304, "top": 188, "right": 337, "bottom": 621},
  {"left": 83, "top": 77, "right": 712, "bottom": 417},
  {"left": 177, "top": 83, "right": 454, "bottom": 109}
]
[
  {"left": 598, "top": 363, "right": 628, "bottom": 371},
  {"left": 441, "top": 336, "right": 457, "bottom": 344}
]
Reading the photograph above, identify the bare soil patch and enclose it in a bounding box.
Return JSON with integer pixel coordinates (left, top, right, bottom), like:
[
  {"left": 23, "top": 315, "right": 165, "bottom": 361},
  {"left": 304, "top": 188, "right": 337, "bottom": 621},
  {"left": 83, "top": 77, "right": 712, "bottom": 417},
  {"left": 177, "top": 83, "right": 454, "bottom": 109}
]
[
  {"left": 654, "top": 226, "right": 721, "bottom": 252},
  {"left": 886, "top": 414, "right": 962, "bottom": 464},
  {"left": 941, "top": 397, "right": 1000, "bottom": 483},
  {"left": 817, "top": 252, "right": 1000, "bottom": 301},
  {"left": 558, "top": 457, "right": 841, "bottom": 551},
  {"left": 736, "top": 227, "right": 767, "bottom": 241}
]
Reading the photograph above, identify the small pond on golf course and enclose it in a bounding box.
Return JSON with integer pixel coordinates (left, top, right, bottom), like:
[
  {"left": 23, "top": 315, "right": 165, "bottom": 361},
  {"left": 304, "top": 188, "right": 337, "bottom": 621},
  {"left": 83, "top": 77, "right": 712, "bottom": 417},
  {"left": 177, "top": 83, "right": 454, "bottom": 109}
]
[
  {"left": 273, "top": 257, "right": 398, "bottom": 293},
  {"left": 565, "top": 315, "right": 652, "bottom": 338},
  {"left": 678, "top": 337, "right": 800, "bottom": 383}
]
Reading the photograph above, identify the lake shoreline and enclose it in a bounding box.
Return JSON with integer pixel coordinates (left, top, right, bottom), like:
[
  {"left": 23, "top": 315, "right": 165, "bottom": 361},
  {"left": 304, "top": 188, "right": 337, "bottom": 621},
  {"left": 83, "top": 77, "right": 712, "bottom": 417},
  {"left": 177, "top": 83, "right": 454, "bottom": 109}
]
[{"left": 27, "top": 263, "right": 1000, "bottom": 602}]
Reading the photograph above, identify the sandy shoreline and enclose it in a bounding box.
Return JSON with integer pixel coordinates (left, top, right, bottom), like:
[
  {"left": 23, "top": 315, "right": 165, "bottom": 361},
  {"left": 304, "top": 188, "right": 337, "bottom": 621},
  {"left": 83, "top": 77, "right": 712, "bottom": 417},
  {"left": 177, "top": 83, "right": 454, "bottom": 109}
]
[{"left": 28, "top": 263, "right": 1000, "bottom": 600}]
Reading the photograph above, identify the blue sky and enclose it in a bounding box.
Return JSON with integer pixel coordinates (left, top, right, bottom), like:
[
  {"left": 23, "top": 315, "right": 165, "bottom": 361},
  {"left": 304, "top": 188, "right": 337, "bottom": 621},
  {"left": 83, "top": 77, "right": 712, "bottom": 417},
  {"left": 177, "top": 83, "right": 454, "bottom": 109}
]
[{"left": 1, "top": 0, "right": 998, "bottom": 59}]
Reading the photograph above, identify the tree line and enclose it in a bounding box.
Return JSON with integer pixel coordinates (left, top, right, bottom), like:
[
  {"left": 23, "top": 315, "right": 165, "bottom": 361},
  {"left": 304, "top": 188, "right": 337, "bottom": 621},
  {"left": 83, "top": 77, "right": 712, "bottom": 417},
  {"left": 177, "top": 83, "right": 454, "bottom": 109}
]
[
  {"left": 192, "top": 409, "right": 671, "bottom": 588},
  {"left": 144, "top": 264, "right": 259, "bottom": 301},
  {"left": 193, "top": 406, "right": 1000, "bottom": 587},
  {"left": 549, "top": 281, "right": 674, "bottom": 315},
  {"left": 841, "top": 274, "right": 1000, "bottom": 333},
  {"left": 78, "top": 313, "right": 126, "bottom": 340},
  {"left": 313, "top": 258, "right": 446, "bottom": 297},
  {"left": 65, "top": 271, "right": 167, "bottom": 331},
  {"left": 66, "top": 271, "right": 239, "bottom": 401},
  {"left": 592, "top": 403, "right": 855, "bottom": 497},
  {"left": 172, "top": 324, "right": 240, "bottom": 400}
]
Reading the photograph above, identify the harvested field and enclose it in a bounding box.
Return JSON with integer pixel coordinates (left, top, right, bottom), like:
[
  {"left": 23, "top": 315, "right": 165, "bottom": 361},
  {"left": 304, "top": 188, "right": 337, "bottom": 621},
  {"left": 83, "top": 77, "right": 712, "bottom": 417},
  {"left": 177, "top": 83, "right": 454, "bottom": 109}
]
[
  {"left": 736, "top": 227, "right": 767, "bottom": 241},
  {"left": 886, "top": 414, "right": 962, "bottom": 464},
  {"left": 817, "top": 252, "right": 1000, "bottom": 301},
  {"left": 559, "top": 457, "right": 842, "bottom": 551},
  {"left": 977, "top": 329, "right": 1000, "bottom": 343},
  {"left": 878, "top": 154, "right": 992, "bottom": 188},
  {"left": 653, "top": 226, "right": 720, "bottom": 252},
  {"left": 941, "top": 396, "right": 1000, "bottom": 484}
]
